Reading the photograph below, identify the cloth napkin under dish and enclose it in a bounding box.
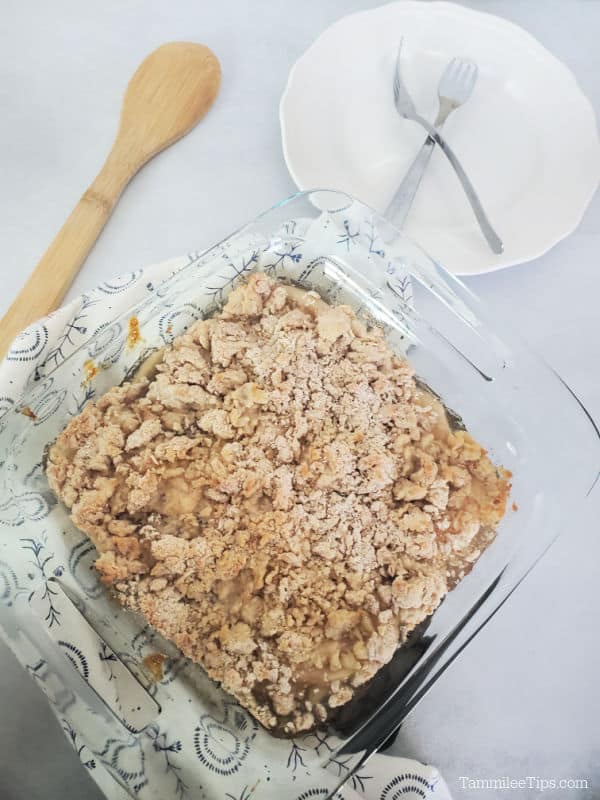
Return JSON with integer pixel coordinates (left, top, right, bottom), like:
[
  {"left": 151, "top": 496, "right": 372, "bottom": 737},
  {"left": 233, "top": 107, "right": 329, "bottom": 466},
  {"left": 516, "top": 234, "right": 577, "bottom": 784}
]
[{"left": 0, "top": 226, "right": 452, "bottom": 800}]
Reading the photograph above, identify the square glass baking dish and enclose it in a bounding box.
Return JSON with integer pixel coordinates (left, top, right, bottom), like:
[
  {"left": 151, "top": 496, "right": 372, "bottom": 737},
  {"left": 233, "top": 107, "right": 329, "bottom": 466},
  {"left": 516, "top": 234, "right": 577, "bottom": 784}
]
[{"left": 1, "top": 189, "right": 598, "bottom": 799}]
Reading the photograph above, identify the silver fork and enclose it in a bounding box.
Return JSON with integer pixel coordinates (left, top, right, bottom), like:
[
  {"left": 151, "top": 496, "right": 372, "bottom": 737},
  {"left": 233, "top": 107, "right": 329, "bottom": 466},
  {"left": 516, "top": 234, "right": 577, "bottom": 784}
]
[
  {"left": 388, "top": 41, "right": 503, "bottom": 254},
  {"left": 386, "top": 57, "right": 478, "bottom": 228}
]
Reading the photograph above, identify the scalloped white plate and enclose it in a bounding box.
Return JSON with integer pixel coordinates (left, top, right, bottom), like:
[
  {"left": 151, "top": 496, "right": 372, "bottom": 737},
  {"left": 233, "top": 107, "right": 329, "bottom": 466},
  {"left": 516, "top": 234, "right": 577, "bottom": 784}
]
[{"left": 280, "top": 1, "right": 600, "bottom": 275}]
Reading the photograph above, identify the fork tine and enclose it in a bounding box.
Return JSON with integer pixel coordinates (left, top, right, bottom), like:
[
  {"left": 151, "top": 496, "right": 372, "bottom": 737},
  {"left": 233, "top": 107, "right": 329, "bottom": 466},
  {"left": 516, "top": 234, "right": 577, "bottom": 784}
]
[
  {"left": 394, "top": 37, "right": 404, "bottom": 96},
  {"left": 464, "top": 62, "right": 478, "bottom": 91},
  {"left": 438, "top": 56, "right": 478, "bottom": 105},
  {"left": 392, "top": 38, "right": 417, "bottom": 117},
  {"left": 396, "top": 37, "right": 405, "bottom": 61}
]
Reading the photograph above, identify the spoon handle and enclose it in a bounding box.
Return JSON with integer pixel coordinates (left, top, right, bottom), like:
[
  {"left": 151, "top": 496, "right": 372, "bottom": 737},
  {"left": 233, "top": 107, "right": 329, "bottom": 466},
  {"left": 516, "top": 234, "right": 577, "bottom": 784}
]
[{"left": 0, "top": 149, "right": 129, "bottom": 358}]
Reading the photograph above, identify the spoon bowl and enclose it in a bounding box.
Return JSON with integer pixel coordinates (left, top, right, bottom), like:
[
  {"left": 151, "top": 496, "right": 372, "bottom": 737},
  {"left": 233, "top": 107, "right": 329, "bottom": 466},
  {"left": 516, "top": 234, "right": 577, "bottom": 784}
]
[{"left": 0, "top": 41, "right": 221, "bottom": 358}]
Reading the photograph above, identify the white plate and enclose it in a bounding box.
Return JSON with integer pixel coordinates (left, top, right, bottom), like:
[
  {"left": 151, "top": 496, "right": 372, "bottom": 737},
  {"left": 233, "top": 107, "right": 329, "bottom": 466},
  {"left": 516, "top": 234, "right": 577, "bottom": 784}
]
[{"left": 280, "top": 1, "right": 600, "bottom": 275}]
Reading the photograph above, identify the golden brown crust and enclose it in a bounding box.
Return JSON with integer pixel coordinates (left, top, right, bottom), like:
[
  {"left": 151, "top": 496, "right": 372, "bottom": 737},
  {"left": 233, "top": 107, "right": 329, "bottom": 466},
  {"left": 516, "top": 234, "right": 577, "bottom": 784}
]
[{"left": 46, "top": 274, "right": 510, "bottom": 734}]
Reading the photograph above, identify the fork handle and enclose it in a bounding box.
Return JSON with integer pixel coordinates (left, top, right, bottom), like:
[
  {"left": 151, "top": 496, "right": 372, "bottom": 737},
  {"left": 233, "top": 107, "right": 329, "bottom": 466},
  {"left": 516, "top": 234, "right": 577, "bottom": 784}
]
[
  {"left": 386, "top": 101, "right": 454, "bottom": 227},
  {"left": 385, "top": 134, "right": 436, "bottom": 227},
  {"left": 385, "top": 112, "right": 447, "bottom": 227},
  {"left": 410, "top": 113, "right": 503, "bottom": 254}
]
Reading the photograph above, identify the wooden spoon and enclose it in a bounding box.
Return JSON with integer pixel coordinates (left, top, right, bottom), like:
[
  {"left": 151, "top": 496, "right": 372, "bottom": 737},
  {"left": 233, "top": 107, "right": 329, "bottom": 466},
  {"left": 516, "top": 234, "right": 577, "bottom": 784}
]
[{"left": 0, "top": 42, "right": 221, "bottom": 358}]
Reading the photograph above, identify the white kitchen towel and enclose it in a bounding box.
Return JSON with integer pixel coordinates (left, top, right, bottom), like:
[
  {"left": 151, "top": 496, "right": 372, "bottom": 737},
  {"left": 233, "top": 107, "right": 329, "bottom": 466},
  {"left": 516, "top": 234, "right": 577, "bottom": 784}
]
[{"left": 330, "top": 752, "right": 451, "bottom": 799}]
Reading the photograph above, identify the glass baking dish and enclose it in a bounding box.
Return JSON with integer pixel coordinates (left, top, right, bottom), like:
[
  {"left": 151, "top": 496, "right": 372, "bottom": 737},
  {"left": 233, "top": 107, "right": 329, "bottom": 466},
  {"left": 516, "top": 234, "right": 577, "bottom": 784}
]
[{"left": 1, "top": 190, "right": 598, "bottom": 799}]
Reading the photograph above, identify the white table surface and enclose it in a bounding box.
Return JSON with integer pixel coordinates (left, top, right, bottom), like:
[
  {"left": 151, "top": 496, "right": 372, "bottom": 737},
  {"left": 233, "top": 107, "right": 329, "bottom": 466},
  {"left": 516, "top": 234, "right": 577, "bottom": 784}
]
[{"left": 1, "top": 1, "right": 599, "bottom": 799}]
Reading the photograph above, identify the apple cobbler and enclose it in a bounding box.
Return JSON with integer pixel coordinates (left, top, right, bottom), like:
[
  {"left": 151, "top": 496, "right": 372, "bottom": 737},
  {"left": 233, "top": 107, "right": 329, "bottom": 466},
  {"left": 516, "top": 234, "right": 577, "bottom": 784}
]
[{"left": 46, "top": 273, "right": 510, "bottom": 735}]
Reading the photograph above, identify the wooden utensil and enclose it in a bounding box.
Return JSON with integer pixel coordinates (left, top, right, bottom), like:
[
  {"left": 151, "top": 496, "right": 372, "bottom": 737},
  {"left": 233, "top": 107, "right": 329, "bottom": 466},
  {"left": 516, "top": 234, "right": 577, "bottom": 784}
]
[{"left": 0, "top": 41, "right": 221, "bottom": 358}]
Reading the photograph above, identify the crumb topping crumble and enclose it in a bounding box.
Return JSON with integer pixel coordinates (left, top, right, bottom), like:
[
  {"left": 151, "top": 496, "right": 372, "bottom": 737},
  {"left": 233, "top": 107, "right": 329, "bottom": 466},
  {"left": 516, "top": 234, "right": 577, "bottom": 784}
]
[{"left": 46, "top": 273, "right": 510, "bottom": 734}]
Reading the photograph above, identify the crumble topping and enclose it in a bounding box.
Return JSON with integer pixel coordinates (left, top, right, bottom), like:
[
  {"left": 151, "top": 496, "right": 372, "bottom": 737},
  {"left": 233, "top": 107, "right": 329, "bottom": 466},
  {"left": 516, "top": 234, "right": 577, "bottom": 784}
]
[{"left": 46, "top": 273, "right": 510, "bottom": 734}]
